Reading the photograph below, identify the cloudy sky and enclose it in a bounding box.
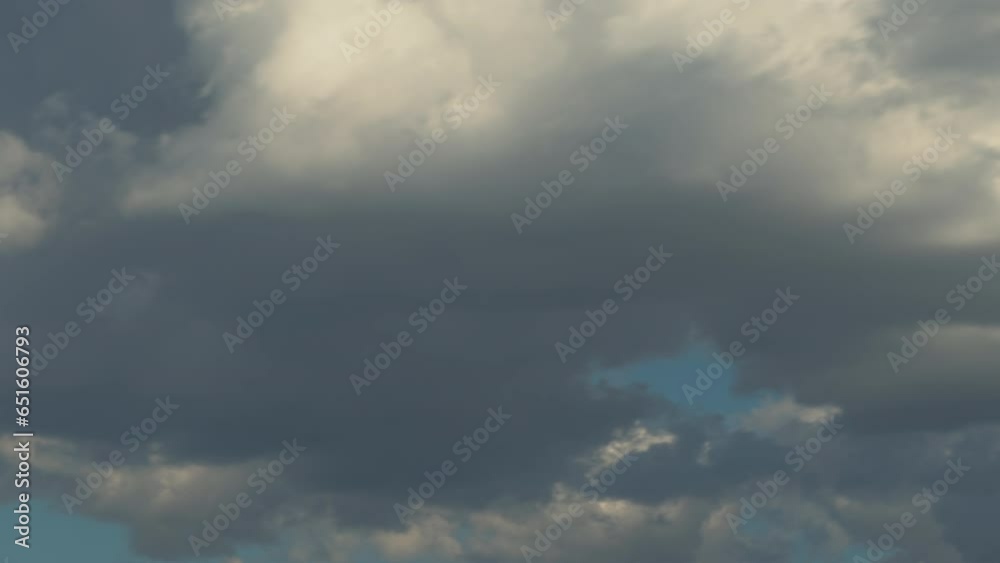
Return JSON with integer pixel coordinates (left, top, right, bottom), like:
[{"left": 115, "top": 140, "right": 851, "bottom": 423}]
[{"left": 1, "top": 0, "right": 999, "bottom": 562}]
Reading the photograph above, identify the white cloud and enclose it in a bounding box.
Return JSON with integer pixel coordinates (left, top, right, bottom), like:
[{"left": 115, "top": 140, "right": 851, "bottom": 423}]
[{"left": 0, "top": 131, "right": 57, "bottom": 250}]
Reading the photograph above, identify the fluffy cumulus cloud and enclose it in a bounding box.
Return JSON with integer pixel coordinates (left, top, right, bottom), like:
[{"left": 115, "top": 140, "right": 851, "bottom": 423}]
[
  {"left": 0, "top": 131, "right": 57, "bottom": 249},
  {"left": 1, "top": 0, "right": 999, "bottom": 562}
]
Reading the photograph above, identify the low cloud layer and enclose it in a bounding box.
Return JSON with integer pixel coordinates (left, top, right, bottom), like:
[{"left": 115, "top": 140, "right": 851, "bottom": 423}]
[{"left": 1, "top": 0, "right": 999, "bottom": 562}]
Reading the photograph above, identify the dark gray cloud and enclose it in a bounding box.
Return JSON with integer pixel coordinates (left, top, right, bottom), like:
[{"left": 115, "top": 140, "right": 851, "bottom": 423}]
[{"left": 2, "top": 0, "right": 1000, "bottom": 561}]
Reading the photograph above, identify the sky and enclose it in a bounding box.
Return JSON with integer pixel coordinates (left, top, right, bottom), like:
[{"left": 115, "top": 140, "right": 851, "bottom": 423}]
[{"left": 1, "top": 0, "right": 999, "bottom": 562}]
